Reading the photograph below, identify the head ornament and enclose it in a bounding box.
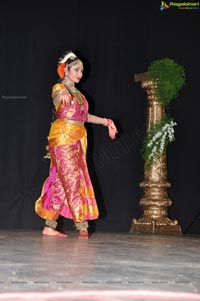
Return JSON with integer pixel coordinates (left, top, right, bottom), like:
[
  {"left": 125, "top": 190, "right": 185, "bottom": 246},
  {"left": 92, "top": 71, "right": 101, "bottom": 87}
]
[
  {"left": 58, "top": 52, "right": 77, "bottom": 64},
  {"left": 57, "top": 51, "right": 77, "bottom": 78}
]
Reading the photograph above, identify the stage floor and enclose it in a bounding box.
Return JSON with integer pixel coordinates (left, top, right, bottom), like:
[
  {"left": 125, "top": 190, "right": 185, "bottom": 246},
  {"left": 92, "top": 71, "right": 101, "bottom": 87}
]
[{"left": 0, "top": 230, "right": 200, "bottom": 300}]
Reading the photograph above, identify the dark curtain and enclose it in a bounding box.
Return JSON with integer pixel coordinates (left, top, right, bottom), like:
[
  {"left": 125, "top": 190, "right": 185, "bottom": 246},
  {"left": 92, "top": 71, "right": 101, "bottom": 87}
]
[{"left": 0, "top": 0, "right": 199, "bottom": 233}]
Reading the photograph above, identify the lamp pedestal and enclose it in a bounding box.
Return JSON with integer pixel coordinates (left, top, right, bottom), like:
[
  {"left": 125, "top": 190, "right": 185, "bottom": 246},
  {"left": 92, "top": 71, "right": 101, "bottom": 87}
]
[{"left": 130, "top": 73, "right": 182, "bottom": 235}]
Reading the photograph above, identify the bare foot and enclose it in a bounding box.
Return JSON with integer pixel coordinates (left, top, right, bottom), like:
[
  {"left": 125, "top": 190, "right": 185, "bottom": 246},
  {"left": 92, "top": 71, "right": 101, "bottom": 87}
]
[{"left": 42, "top": 226, "right": 68, "bottom": 237}]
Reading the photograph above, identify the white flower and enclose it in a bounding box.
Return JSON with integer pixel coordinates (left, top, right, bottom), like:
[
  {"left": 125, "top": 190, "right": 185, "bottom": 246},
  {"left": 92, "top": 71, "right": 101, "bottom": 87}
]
[{"left": 145, "top": 119, "right": 177, "bottom": 163}]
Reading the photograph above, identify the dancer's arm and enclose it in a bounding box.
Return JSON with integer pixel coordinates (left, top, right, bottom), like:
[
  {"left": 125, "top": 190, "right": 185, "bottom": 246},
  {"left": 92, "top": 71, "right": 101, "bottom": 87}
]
[
  {"left": 87, "top": 114, "right": 107, "bottom": 126},
  {"left": 87, "top": 114, "right": 118, "bottom": 139}
]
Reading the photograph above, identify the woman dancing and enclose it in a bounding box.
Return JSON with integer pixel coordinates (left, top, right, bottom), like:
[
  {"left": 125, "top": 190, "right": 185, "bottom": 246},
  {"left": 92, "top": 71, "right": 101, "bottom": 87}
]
[{"left": 35, "top": 50, "right": 118, "bottom": 239}]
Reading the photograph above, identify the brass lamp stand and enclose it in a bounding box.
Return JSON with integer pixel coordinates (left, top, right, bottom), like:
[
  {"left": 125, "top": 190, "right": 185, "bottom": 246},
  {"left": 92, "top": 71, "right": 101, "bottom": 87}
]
[{"left": 130, "top": 73, "right": 182, "bottom": 235}]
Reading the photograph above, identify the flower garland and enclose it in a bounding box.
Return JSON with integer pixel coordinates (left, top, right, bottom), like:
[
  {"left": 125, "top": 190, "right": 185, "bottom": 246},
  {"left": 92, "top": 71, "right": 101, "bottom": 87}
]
[{"left": 142, "top": 115, "right": 177, "bottom": 169}]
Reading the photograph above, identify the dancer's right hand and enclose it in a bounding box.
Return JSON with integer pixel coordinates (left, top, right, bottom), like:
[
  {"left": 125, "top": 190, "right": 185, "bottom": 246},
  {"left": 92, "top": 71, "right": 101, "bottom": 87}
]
[{"left": 59, "top": 89, "right": 71, "bottom": 106}]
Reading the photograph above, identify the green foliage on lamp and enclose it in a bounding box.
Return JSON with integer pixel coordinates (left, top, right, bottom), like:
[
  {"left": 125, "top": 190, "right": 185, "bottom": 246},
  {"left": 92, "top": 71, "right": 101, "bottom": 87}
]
[
  {"left": 147, "top": 57, "right": 186, "bottom": 105},
  {"left": 141, "top": 57, "right": 186, "bottom": 170}
]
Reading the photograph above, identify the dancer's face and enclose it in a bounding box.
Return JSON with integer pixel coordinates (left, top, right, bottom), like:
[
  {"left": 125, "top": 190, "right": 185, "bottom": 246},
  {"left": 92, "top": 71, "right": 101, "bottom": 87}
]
[{"left": 65, "top": 61, "right": 83, "bottom": 84}]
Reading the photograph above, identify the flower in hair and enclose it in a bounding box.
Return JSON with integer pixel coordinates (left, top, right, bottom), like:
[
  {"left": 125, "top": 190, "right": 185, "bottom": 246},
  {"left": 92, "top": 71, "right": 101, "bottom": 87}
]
[
  {"left": 57, "top": 63, "right": 65, "bottom": 79},
  {"left": 58, "top": 52, "right": 77, "bottom": 64}
]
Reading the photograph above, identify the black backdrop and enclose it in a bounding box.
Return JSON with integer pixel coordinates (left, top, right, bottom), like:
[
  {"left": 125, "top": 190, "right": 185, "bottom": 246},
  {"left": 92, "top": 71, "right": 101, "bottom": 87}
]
[{"left": 0, "top": 0, "right": 199, "bottom": 233}]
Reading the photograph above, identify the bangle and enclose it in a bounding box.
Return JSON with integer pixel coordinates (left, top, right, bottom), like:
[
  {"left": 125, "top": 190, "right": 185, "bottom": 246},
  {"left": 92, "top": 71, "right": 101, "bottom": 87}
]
[
  {"left": 107, "top": 119, "right": 113, "bottom": 126},
  {"left": 103, "top": 118, "right": 108, "bottom": 126}
]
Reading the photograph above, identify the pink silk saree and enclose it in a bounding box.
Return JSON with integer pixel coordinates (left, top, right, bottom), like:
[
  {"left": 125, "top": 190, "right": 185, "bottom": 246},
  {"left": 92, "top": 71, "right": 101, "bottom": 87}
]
[{"left": 35, "top": 84, "right": 99, "bottom": 223}]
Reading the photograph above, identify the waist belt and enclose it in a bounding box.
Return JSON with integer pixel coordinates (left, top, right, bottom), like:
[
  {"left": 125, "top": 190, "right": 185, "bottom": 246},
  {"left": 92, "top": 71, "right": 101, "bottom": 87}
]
[{"left": 62, "top": 119, "right": 84, "bottom": 126}]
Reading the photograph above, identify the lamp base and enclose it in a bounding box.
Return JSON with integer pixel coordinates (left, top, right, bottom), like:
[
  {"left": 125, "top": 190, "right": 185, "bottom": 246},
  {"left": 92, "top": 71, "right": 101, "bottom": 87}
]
[{"left": 130, "top": 217, "right": 182, "bottom": 235}]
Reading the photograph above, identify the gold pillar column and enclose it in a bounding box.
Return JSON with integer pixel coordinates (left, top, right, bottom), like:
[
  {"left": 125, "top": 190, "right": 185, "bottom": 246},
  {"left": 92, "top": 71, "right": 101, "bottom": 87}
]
[{"left": 130, "top": 73, "right": 182, "bottom": 235}]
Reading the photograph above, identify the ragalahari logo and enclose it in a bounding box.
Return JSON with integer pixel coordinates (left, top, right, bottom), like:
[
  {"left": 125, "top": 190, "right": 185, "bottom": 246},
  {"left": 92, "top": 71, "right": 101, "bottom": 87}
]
[
  {"left": 160, "top": 1, "right": 170, "bottom": 10},
  {"left": 160, "top": 1, "right": 200, "bottom": 10}
]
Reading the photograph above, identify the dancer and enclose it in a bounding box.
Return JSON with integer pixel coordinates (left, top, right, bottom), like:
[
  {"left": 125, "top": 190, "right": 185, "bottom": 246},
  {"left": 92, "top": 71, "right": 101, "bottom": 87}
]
[{"left": 35, "top": 50, "right": 118, "bottom": 239}]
